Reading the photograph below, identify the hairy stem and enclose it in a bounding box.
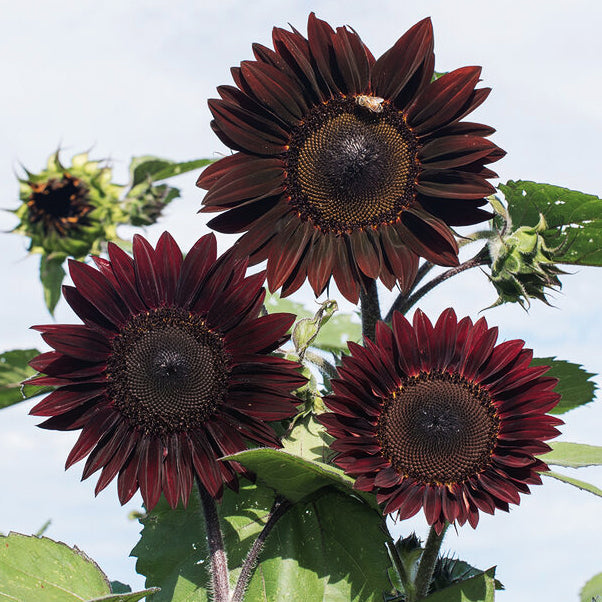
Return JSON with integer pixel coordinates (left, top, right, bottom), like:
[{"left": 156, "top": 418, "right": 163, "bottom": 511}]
[
  {"left": 360, "top": 279, "right": 381, "bottom": 341},
  {"left": 389, "top": 248, "right": 489, "bottom": 318},
  {"left": 414, "top": 523, "right": 449, "bottom": 600},
  {"left": 303, "top": 350, "right": 339, "bottom": 381},
  {"left": 384, "top": 261, "right": 434, "bottom": 322},
  {"left": 197, "top": 476, "right": 230, "bottom": 602},
  {"left": 386, "top": 539, "right": 415, "bottom": 601},
  {"left": 231, "top": 496, "right": 291, "bottom": 602}
]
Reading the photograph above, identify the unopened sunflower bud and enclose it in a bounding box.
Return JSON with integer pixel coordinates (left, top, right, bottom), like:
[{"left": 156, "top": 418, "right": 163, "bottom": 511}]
[
  {"left": 487, "top": 214, "right": 565, "bottom": 308},
  {"left": 123, "top": 181, "right": 179, "bottom": 227},
  {"left": 12, "top": 150, "right": 127, "bottom": 258}
]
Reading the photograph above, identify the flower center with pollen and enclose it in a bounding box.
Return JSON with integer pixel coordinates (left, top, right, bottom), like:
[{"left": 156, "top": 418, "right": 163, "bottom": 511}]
[
  {"left": 106, "top": 307, "right": 230, "bottom": 436},
  {"left": 27, "top": 173, "right": 93, "bottom": 236},
  {"left": 286, "top": 96, "right": 419, "bottom": 233},
  {"left": 377, "top": 372, "right": 500, "bottom": 485}
]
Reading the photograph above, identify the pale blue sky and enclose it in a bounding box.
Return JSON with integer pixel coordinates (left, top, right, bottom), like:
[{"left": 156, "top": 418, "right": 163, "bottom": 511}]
[{"left": 1, "top": 1, "right": 601, "bottom": 599}]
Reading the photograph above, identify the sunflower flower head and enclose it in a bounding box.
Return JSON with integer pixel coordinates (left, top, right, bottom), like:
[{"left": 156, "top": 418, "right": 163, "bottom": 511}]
[
  {"left": 27, "top": 232, "right": 305, "bottom": 509},
  {"left": 488, "top": 214, "right": 566, "bottom": 308},
  {"left": 13, "top": 150, "right": 127, "bottom": 258},
  {"left": 319, "top": 308, "right": 562, "bottom": 533},
  {"left": 198, "top": 14, "right": 505, "bottom": 302}
]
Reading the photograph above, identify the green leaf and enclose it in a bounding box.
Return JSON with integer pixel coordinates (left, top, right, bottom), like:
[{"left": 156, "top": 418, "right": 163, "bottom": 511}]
[
  {"left": 87, "top": 588, "right": 160, "bottom": 601},
  {"left": 109, "top": 581, "right": 132, "bottom": 594},
  {"left": 149, "top": 159, "right": 215, "bottom": 183},
  {"left": 264, "top": 293, "right": 361, "bottom": 353},
  {"left": 244, "top": 489, "right": 393, "bottom": 601},
  {"left": 224, "top": 448, "right": 357, "bottom": 504},
  {"left": 129, "top": 156, "right": 214, "bottom": 187},
  {"left": 40, "top": 253, "right": 66, "bottom": 315},
  {"left": 316, "top": 311, "right": 362, "bottom": 352},
  {"left": 432, "top": 559, "right": 503, "bottom": 595},
  {"left": 129, "top": 156, "right": 173, "bottom": 186},
  {"left": 530, "top": 357, "right": 597, "bottom": 414},
  {"left": 544, "top": 471, "right": 602, "bottom": 497},
  {"left": 580, "top": 571, "right": 602, "bottom": 602},
  {"left": 264, "top": 293, "right": 313, "bottom": 320},
  {"left": 292, "top": 299, "right": 338, "bottom": 357},
  {"left": 132, "top": 484, "right": 275, "bottom": 602},
  {"left": 0, "top": 348, "right": 49, "bottom": 410},
  {"left": 500, "top": 180, "right": 602, "bottom": 266},
  {"left": 132, "top": 491, "right": 210, "bottom": 601},
  {"left": 0, "top": 532, "right": 109, "bottom": 600},
  {"left": 282, "top": 413, "right": 334, "bottom": 465},
  {"left": 422, "top": 567, "right": 497, "bottom": 602},
  {"left": 542, "top": 442, "right": 602, "bottom": 468}
]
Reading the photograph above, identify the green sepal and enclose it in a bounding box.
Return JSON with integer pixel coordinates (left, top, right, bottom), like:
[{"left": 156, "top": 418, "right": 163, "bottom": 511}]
[
  {"left": 486, "top": 211, "right": 565, "bottom": 308},
  {"left": 40, "top": 252, "right": 67, "bottom": 315},
  {"left": 385, "top": 536, "right": 504, "bottom": 600},
  {"left": 420, "top": 567, "right": 497, "bottom": 602}
]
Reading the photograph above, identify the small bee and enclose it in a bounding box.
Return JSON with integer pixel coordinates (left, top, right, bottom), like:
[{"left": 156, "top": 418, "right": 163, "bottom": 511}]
[{"left": 355, "top": 94, "right": 385, "bottom": 113}]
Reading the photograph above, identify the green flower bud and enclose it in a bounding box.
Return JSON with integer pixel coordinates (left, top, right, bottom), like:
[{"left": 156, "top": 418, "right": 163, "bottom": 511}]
[
  {"left": 123, "top": 181, "right": 179, "bottom": 227},
  {"left": 487, "top": 214, "right": 566, "bottom": 308},
  {"left": 12, "top": 150, "right": 127, "bottom": 258}
]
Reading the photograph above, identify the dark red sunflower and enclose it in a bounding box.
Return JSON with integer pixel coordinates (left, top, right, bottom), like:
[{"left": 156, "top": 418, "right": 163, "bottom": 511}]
[
  {"left": 27, "top": 232, "right": 305, "bottom": 510},
  {"left": 319, "top": 309, "right": 562, "bottom": 533},
  {"left": 197, "top": 14, "right": 505, "bottom": 303}
]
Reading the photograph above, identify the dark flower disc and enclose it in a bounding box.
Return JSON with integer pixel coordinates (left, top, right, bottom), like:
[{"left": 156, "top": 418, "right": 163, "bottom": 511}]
[
  {"left": 27, "top": 173, "right": 93, "bottom": 236},
  {"left": 319, "top": 309, "right": 563, "bottom": 532},
  {"left": 198, "top": 14, "right": 505, "bottom": 302},
  {"left": 28, "top": 232, "right": 305, "bottom": 509}
]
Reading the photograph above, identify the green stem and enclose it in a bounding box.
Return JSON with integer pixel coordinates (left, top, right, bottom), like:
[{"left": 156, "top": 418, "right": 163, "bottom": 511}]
[
  {"left": 414, "top": 523, "right": 449, "bottom": 600},
  {"left": 384, "top": 261, "right": 434, "bottom": 323},
  {"left": 386, "top": 539, "right": 415, "bottom": 601},
  {"left": 303, "top": 350, "right": 339, "bottom": 381},
  {"left": 360, "top": 279, "right": 381, "bottom": 341},
  {"left": 231, "top": 496, "right": 291, "bottom": 602},
  {"left": 388, "top": 247, "right": 489, "bottom": 318},
  {"left": 196, "top": 476, "right": 230, "bottom": 602}
]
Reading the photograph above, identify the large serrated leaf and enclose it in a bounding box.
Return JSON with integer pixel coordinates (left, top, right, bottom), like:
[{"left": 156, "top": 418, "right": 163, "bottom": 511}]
[
  {"left": 0, "top": 348, "right": 49, "bottom": 410},
  {"left": 500, "top": 180, "right": 602, "bottom": 266},
  {"left": 0, "top": 532, "right": 109, "bottom": 600},
  {"left": 132, "top": 484, "right": 275, "bottom": 602},
  {"left": 224, "top": 448, "right": 356, "bottom": 504},
  {"left": 530, "top": 357, "right": 597, "bottom": 414},
  {"left": 422, "top": 567, "right": 497, "bottom": 602},
  {"left": 244, "top": 489, "right": 393, "bottom": 602},
  {"left": 133, "top": 475, "right": 390, "bottom": 601},
  {"left": 542, "top": 442, "right": 602, "bottom": 468}
]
